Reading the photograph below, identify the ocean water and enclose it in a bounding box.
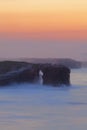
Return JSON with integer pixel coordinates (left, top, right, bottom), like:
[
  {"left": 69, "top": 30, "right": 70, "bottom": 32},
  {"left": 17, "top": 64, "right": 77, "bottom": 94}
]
[{"left": 0, "top": 68, "right": 87, "bottom": 130}]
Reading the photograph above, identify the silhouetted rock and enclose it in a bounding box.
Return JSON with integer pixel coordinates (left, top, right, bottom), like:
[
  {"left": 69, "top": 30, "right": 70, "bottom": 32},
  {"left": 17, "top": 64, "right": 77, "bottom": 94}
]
[
  {"left": 19, "top": 58, "right": 82, "bottom": 69},
  {"left": 42, "top": 65, "right": 70, "bottom": 86},
  {"left": 0, "top": 61, "right": 70, "bottom": 86}
]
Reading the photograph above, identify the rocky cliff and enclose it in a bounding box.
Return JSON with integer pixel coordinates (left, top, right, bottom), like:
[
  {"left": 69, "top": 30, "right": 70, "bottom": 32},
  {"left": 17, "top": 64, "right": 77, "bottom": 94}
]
[{"left": 0, "top": 61, "right": 70, "bottom": 86}]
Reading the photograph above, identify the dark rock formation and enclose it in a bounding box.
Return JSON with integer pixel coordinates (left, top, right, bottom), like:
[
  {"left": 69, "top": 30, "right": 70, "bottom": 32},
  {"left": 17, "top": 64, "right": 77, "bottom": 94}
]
[
  {"left": 20, "top": 58, "right": 82, "bottom": 69},
  {"left": 0, "top": 61, "right": 70, "bottom": 86},
  {"left": 41, "top": 65, "right": 70, "bottom": 86}
]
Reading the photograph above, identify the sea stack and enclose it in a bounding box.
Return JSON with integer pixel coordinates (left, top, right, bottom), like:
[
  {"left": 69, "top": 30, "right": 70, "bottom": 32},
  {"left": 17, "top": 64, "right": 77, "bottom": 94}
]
[
  {"left": 0, "top": 61, "right": 70, "bottom": 86},
  {"left": 39, "top": 64, "right": 70, "bottom": 86}
]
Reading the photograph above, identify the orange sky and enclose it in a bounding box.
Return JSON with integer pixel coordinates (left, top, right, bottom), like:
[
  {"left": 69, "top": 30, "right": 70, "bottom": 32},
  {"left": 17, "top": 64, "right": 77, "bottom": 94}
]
[{"left": 0, "top": 0, "right": 87, "bottom": 40}]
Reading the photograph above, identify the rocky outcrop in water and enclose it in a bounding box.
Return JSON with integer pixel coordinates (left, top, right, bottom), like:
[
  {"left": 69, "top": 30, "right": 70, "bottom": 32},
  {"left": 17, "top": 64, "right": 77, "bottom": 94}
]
[
  {"left": 0, "top": 61, "right": 70, "bottom": 86},
  {"left": 41, "top": 65, "right": 70, "bottom": 86},
  {"left": 20, "top": 58, "right": 82, "bottom": 69}
]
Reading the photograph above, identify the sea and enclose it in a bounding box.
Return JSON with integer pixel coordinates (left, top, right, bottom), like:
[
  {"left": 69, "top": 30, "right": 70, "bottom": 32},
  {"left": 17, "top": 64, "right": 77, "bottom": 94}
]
[{"left": 0, "top": 68, "right": 87, "bottom": 130}]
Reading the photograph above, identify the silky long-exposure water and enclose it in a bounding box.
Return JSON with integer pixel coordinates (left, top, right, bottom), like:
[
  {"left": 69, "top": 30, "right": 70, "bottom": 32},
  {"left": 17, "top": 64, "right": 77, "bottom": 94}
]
[{"left": 0, "top": 68, "right": 87, "bottom": 130}]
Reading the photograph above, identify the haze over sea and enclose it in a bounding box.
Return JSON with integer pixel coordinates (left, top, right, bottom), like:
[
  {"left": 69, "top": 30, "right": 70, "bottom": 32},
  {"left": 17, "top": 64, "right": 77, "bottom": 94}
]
[
  {"left": 0, "top": 68, "right": 87, "bottom": 130},
  {"left": 0, "top": 0, "right": 87, "bottom": 129}
]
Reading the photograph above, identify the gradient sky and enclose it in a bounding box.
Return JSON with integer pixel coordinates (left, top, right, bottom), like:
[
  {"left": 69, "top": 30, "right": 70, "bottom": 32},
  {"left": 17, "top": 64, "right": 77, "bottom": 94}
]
[{"left": 0, "top": 0, "right": 87, "bottom": 60}]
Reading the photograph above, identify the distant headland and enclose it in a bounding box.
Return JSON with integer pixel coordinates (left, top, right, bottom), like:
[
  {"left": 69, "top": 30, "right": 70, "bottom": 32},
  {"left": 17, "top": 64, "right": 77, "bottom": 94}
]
[
  {"left": 11, "top": 58, "right": 82, "bottom": 69},
  {"left": 0, "top": 58, "right": 83, "bottom": 69}
]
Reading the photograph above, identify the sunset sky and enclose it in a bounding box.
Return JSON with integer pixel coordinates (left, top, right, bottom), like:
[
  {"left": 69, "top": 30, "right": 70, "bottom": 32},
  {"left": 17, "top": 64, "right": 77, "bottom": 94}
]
[{"left": 0, "top": 0, "right": 87, "bottom": 60}]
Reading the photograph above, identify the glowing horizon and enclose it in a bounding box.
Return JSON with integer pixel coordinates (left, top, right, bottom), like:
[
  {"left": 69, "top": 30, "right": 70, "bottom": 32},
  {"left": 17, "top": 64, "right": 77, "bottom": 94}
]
[{"left": 0, "top": 0, "right": 87, "bottom": 40}]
